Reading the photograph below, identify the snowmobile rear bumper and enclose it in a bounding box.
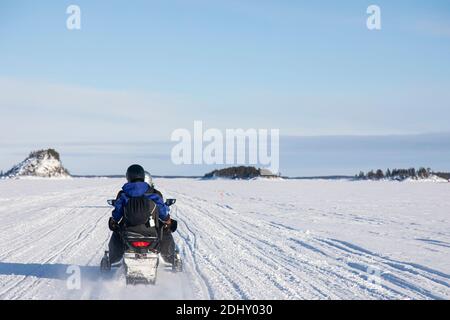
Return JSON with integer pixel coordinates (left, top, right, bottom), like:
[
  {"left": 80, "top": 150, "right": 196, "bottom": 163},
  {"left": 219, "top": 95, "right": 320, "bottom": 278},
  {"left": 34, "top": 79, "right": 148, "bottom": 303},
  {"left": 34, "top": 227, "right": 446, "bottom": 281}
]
[{"left": 123, "top": 251, "right": 159, "bottom": 285}]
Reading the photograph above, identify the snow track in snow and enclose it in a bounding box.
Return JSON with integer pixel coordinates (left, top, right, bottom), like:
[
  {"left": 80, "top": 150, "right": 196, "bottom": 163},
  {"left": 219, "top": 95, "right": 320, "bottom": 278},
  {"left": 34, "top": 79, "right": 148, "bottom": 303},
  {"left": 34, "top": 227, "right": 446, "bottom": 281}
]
[{"left": 0, "top": 178, "right": 449, "bottom": 299}]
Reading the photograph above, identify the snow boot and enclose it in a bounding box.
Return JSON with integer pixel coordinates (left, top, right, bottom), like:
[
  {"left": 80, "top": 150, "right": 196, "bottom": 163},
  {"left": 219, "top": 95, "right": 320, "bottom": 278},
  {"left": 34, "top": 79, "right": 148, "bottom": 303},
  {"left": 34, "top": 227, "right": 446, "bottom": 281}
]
[{"left": 100, "top": 251, "right": 111, "bottom": 272}]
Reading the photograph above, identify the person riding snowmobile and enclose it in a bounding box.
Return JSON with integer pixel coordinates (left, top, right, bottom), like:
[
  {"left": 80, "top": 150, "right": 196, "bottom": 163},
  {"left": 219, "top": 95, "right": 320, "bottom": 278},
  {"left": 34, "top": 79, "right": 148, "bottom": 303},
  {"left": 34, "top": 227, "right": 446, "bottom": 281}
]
[{"left": 107, "top": 164, "right": 178, "bottom": 266}]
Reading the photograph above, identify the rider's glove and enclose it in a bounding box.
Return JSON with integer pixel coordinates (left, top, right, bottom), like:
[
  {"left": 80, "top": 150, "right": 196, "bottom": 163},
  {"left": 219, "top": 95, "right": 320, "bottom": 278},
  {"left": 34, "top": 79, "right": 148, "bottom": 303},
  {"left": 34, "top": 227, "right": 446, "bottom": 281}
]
[
  {"left": 163, "top": 216, "right": 171, "bottom": 228},
  {"left": 108, "top": 217, "right": 119, "bottom": 232},
  {"left": 163, "top": 215, "right": 177, "bottom": 232},
  {"left": 169, "top": 219, "right": 178, "bottom": 232}
]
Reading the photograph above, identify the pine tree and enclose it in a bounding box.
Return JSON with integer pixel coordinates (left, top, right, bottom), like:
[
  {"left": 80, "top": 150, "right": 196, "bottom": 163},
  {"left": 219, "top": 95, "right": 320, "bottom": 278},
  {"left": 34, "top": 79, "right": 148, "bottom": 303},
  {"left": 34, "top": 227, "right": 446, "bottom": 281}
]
[
  {"left": 418, "top": 167, "right": 428, "bottom": 178},
  {"left": 385, "top": 168, "right": 391, "bottom": 178},
  {"left": 376, "top": 169, "right": 384, "bottom": 179},
  {"left": 408, "top": 168, "right": 416, "bottom": 178}
]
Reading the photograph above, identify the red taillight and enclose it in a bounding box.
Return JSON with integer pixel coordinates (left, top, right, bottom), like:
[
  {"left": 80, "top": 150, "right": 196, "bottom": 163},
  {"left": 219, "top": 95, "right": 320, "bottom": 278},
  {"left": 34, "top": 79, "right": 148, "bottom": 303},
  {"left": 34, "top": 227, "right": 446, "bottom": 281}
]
[{"left": 131, "top": 241, "right": 151, "bottom": 248}]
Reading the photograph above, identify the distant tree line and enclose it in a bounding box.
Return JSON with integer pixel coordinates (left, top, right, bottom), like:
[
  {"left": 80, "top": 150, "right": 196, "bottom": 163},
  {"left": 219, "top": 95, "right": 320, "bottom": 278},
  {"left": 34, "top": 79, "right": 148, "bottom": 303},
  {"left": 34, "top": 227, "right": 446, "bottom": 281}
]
[
  {"left": 356, "top": 167, "right": 434, "bottom": 181},
  {"left": 434, "top": 172, "right": 450, "bottom": 180}
]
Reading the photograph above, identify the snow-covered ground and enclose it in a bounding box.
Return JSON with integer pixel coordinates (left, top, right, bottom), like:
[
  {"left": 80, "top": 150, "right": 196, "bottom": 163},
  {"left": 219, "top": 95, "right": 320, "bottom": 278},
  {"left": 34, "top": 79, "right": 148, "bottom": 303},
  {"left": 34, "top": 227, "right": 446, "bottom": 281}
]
[{"left": 0, "top": 178, "right": 449, "bottom": 300}]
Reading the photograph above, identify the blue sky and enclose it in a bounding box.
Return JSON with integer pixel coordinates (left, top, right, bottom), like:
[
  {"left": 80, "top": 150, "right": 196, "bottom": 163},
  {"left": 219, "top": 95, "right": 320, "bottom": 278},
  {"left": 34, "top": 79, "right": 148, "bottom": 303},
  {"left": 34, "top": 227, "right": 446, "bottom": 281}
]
[{"left": 1, "top": 1, "right": 450, "bottom": 175}]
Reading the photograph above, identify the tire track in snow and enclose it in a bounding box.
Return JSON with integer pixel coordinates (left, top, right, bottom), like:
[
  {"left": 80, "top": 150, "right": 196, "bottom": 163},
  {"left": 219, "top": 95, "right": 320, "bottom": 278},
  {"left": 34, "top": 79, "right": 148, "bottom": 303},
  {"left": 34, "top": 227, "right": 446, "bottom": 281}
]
[
  {"left": 168, "top": 191, "right": 353, "bottom": 299},
  {"left": 166, "top": 187, "right": 450, "bottom": 299}
]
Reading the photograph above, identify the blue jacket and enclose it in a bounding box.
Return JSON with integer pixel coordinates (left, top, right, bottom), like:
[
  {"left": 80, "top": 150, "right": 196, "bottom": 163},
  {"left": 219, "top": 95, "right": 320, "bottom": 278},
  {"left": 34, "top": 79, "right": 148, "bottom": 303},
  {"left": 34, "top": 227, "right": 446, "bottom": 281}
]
[{"left": 112, "top": 182, "right": 170, "bottom": 222}]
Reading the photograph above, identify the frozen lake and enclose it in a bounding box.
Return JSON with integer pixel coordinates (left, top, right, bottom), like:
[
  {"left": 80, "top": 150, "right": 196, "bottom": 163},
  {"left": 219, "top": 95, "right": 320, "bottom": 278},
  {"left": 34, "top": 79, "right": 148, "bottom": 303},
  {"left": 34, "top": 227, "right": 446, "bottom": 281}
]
[{"left": 0, "top": 178, "right": 449, "bottom": 299}]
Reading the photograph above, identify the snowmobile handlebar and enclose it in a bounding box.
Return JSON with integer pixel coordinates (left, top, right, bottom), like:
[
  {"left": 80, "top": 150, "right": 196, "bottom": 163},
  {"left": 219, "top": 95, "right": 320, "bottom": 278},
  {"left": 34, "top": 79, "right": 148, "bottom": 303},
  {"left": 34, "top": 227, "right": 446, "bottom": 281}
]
[
  {"left": 107, "top": 198, "right": 176, "bottom": 207},
  {"left": 165, "top": 198, "right": 176, "bottom": 206}
]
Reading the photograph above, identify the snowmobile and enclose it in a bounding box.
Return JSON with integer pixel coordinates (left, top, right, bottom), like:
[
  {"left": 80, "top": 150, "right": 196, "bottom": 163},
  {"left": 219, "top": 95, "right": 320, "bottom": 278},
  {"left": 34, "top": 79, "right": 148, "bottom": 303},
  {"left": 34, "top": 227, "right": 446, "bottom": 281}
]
[{"left": 101, "top": 198, "right": 182, "bottom": 285}]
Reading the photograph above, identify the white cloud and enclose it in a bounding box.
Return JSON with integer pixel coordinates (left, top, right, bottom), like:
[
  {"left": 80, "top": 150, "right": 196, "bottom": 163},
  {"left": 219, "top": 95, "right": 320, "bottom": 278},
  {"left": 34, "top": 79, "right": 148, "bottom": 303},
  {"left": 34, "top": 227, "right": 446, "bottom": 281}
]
[{"left": 0, "top": 77, "right": 195, "bottom": 143}]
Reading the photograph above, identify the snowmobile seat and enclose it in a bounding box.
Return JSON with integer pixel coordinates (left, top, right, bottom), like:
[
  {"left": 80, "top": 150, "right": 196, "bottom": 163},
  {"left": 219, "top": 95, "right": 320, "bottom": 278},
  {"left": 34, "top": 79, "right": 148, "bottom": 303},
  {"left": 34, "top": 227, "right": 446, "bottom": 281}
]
[
  {"left": 123, "top": 230, "right": 156, "bottom": 240},
  {"left": 123, "top": 224, "right": 158, "bottom": 238}
]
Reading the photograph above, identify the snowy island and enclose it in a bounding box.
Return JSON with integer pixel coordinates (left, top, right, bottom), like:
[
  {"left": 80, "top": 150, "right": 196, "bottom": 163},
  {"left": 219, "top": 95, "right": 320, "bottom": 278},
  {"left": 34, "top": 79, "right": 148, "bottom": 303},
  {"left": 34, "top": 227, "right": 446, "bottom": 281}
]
[
  {"left": 203, "top": 166, "right": 279, "bottom": 180},
  {"left": 0, "top": 149, "right": 71, "bottom": 179}
]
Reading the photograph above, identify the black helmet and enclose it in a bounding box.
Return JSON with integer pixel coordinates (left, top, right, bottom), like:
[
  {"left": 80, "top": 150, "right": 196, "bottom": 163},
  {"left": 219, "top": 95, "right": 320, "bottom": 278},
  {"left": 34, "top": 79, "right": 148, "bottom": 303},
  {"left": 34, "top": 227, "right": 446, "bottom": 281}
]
[{"left": 126, "top": 164, "right": 145, "bottom": 182}]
